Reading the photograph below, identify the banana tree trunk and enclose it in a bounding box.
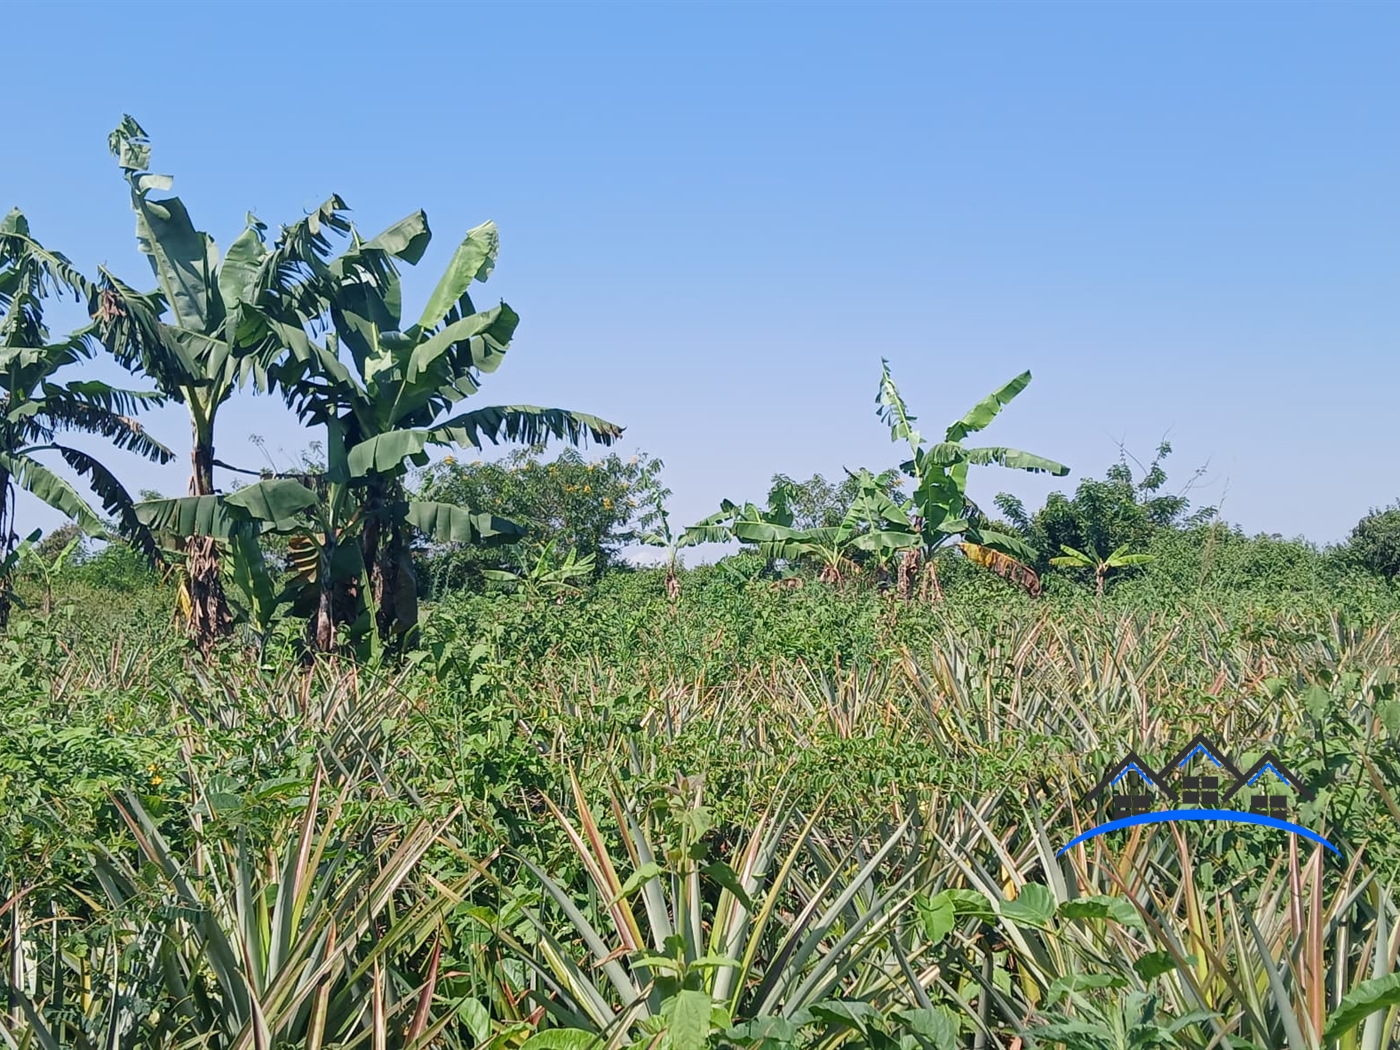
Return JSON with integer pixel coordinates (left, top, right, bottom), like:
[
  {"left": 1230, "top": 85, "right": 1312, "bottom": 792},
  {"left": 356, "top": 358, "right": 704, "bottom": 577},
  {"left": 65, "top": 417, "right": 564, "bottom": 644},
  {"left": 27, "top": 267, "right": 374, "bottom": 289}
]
[
  {"left": 363, "top": 479, "right": 420, "bottom": 649},
  {"left": 185, "top": 434, "right": 233, "bottom": 652},
  {"left": 307, "top": 532, "right": 360, "bottom": 654},
  {"left": 897, "top": 547, "right": 918, "bottom": 602},
  {"left": 0, "top": 468, "right": 12, "bottom": 630}
]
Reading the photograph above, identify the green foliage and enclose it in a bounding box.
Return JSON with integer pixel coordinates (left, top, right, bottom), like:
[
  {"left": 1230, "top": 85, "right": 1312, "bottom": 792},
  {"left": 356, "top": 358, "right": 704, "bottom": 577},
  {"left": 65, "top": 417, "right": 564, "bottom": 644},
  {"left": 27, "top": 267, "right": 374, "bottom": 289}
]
[
  {"left": 768, "top": 469, "right": 904, "bottom": 531},
  {"left": 996, "top": 442, "right": 1214, "bottom": 576},
  {"left": 10, "top": 117, "right": 1400, "bottom": 1050},
  {"left": 0, "top": 208, "right": 172, "bottom": 612},
  {"left": 416, "top": 447, "right": 662, "bottom": 590},
  {"left": 1346, "top": 500, "right": 1400, "bottom": 581},
  {"left": 872, "top": 361, "right": 1067, "bottom": 578}
]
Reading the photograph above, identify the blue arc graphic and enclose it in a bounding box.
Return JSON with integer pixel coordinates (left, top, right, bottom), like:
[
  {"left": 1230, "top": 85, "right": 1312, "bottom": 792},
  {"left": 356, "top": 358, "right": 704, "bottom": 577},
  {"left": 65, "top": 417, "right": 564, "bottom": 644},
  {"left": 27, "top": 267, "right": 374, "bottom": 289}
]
[{"left": 1057, "top": 809, "right": 1341, "bottom": 856}]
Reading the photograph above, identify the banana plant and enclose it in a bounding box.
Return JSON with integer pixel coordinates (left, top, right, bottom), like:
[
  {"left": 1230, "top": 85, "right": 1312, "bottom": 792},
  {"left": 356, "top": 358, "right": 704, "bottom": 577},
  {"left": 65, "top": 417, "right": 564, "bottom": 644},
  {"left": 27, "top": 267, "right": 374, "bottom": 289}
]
[
  {"left": 482, "top": 540, "right": 596, "bottom": 601},
  {"left": 0, "top": 208, "right": 173, "bottom": 624},
  {"left": 1050, "top": 542, "right": 1154, "bottom": 596},
  {"left": 875, "top": 360, "right": 1067, "bottom": 598},
  {"left": 707, "top": 473, "right": 918, "bottom": 585},
  {"left": 96, "top": 115, "right": 368, "bottom": 651},
  {"left": 15, "top": 530, "right": 83, "bottom": 616},
  {"left": 244, "top": 211, "right": 622, "bottom": 650}
]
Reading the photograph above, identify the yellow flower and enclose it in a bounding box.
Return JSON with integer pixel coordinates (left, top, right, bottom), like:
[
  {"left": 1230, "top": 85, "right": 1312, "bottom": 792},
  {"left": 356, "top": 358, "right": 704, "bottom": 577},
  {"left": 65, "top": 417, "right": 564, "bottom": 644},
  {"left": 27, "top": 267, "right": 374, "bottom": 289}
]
[
  {"left": 583, "top": 485, "right": 592, "bottom": 494},
  {"left": 620, "top": 482, "right": 630, "bottom": 491},
  {"left": 603, "top": 497, "right": 613, "bottom": 510},
  {"left": 443, "top": 455, "right": 456, "bottom": 465},
  {"left": 150, "top": 774, "right": 163, "bottom": 786}
]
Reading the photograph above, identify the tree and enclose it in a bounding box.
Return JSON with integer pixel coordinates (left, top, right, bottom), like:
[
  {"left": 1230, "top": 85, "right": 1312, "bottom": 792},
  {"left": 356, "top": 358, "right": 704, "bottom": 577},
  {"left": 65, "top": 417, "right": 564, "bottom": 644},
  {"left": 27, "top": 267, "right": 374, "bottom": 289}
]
[
  {"left": 249, "top": 212, "right": 623, "bottom": 651},
  {"left": 415, "top": 447, "right": 662, "bottom": 586},
  {"left": 1049, "top": 542, "right": 1154, "bottom": 596},
  {"left": 0, "top": 209, "right": 172, "bottom": 624},
  {"left": 873, "top": 360, "right": 1068, "bottom": 598},
  {"left": 1346, "top": 501, "right": 1400, "bottom": 581},
  {"left": 994, "top": 441, "right": 1214, "bottom": 574},
  {"left": 767, "top": 468, "right": 904, "bottom": 530},
  {"left": 732, "top": 469, "right": 918, "bottom": 585},
  {"left": 96, "top": 115, "right": 355, "bottom": 651}
]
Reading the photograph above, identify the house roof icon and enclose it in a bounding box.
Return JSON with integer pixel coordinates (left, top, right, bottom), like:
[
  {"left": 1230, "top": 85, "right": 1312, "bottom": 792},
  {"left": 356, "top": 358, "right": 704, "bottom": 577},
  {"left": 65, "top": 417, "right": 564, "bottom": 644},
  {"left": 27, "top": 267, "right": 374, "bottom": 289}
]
[
  {"left": 1158, "top": 732, "right": 1242, "bottom": 783},
  {"left": 1222, "top": 752, "right": 1316, "bottom": 803},
  {"left": 1083, "top": 749, "right": 1178, "bottom": 805}
]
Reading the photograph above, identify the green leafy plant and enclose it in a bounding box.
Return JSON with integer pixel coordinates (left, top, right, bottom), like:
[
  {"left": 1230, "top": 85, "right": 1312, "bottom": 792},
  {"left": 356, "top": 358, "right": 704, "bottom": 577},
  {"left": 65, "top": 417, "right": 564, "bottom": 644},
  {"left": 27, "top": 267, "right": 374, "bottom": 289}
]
[
  {"left": 0, "top": 207, "right": 173, "bottom": 625},
  {"left": 97, "top": 115, "right": 358, "bottom": 650},
  {"left": 1050, "top": 542, "right": 1155, "bottom": 596},
  {"left": 873, "top": 360, "right": 1068, "bottom": 599}
]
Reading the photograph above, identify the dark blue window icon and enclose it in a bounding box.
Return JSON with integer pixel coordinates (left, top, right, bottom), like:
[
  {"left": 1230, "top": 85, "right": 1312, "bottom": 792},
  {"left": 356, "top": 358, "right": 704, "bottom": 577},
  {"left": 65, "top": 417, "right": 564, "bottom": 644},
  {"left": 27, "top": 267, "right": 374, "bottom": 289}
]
[
  {"left": 1181, "top": 775, "right": 1219, "bottom": 808},
  {"left": 1110, "top": 794, "right": 1154, "bottom": 818},
  {"left": 1251, "top": 794, "right": 1288, "bottom": 819}
]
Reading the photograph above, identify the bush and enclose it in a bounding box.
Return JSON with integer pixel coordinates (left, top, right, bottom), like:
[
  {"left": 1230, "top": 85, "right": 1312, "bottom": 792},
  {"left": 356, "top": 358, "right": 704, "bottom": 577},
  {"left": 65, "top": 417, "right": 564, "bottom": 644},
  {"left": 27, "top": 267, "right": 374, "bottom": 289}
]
[
  {"left": 1346, "top": 501, "right": 1400, "bottom": 580},
  {"left": 414, "top": 446, "right": 663, "bottom": 592}
]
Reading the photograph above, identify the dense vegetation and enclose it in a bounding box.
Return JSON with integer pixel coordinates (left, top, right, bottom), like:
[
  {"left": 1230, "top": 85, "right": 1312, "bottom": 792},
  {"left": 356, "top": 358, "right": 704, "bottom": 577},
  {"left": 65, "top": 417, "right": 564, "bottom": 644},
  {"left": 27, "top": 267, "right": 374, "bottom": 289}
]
[{"left": 3, "top": 120, "right": 1399, "bottom": 1050}]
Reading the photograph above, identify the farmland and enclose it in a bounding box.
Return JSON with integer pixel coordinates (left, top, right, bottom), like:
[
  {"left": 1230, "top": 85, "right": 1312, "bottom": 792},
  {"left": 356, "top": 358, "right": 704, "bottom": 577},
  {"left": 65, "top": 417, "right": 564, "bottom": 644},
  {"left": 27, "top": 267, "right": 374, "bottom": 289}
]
[{"left": 2, "top": 117, "right": 1400, "bottom": 1050}]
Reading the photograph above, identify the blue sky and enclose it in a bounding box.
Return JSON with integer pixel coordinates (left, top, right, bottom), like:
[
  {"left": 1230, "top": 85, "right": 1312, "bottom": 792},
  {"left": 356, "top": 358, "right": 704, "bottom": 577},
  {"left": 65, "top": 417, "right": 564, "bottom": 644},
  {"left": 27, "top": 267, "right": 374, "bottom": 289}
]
[{"left": 4, "top": 1, "right": 1397, "bottom": 549}]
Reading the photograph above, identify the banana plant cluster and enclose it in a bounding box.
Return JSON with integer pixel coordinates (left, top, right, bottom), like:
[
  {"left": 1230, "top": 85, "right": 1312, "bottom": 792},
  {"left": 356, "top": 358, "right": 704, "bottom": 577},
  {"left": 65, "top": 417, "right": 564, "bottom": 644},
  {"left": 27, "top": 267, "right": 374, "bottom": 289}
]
[
  {"left": 691, "top": 364, "right": 1067, "bottom": 596},
  {"left": 98, "top": 118, "right": 622, "bottom": 653},
  {"left": 872, "top": 359, "right": 1066, "bottom": 569}
]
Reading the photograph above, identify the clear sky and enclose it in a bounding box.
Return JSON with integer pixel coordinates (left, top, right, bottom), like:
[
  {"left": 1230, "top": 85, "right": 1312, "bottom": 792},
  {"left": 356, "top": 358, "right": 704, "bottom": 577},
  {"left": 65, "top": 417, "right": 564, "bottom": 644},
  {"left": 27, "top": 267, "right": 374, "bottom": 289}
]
[{"left": 3, "top": 1, "right": 1397, "bottom": 550}]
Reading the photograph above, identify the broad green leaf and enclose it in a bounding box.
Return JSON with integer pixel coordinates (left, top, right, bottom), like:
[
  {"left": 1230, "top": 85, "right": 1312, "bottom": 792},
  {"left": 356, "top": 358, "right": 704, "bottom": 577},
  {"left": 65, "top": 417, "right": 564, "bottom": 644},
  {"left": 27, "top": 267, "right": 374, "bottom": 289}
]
[
  {"left": 1044, "top": 972, "right": 1126, "bottom": 1008},
  {"left": 136, "top": 494, "right": 236, "bottom": 538},
  {"left": 433, "top": 405, "right": 622, "bottom": 451},
  {"left": 359, "top": 209, "right": 431, "bottom": 265},
  {"left": 1002, "top": 883, "right": 1056, "bottom": 928},
  {"left": 111, "top": 121, "right": 217, "bottom": 331},
  {"left": 893, "top": 1006, "right": 959, "bottom": 1049},
  {"left": 961, "top": 445, "right": 1069, "bottom": 475},
  {"left": 223, "top": 479, "right": 317, "bottom": 527},
  {"left": 405, "top": 501, "right": 525, "bottom": 544},
  {"left": 1322, "top": 971, "right": 1400, "bottom": 1043},
  {"left": 1303, "top": 683, "right": 1331, "bottom": 719},
  {"left": 518, "top": 1032, "right": 601, "bottom": 1050},
  {"left": 701, "top": 860, "right": 756, "bottom": 912},
  {"left": 944, "top": 371, "right": 1032, "bottom": 442},
  {"left": 664, "top": 989, "right": 715, "bottom": 1050},
  {"left": 915, "top": 892, "right": 956, "bottom": 947},
  {"left": 402, "top": 304, "right": 517, "bottom": 389},
  {"left": 218, "top": 225, "right": 265, "bottom": 309},
  {"left": 724, "top": 1015, "right": 799, "bottom": 1048},
  {"left": 611, "top": 861, "right": 665, "bottom": 903},
  {"left": 1133, "top": 950, "right": 1180, "bottom": 980},
  {"left": 1380, "top": 700, "right": 1400, "bottom": 739},
  {"left": 1, "top": 452, "right": 104, "bottom": 534},
  {"left": 940, "top": 889, "right": 995, "bottom": 922},
  {"left": 417, "top": 221, "right": 500, "bottom": 331},
  {"left": 458, "top": 998, "right": 492, "bottom": 1045},
  {"left": 809, "top": 1000, "right": 883, "bottom": 1033},
  {"left": 348, "top": 430, "right": 430, "bottom": 477}
]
